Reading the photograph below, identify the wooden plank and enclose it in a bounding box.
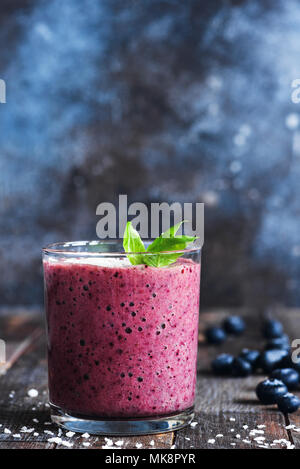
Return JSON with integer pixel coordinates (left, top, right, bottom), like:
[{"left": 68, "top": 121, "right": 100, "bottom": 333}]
[
  {"left": 0, "top": 442, "right": 54, "bottom": 449},
  {"left": 55, "top": 433, "right": 174, "bottom": 450},
  {"left": 174, "top": 309, "right": 295, "bottom": 449},
  {"left": 272, "top": 309, "right": 300, "bottom": 447},
  {"left": 1, "top": 307, "right": 300, "bottom": 449},
  {"left": 1, "top": 328, "right": 42, "bottom": 376},
  {"left": 195, "top": 309, "right": 267, "bottom": 413},
  {"left": 0, "top": 326, "right": 56, "bottom": 449},
  {"left": 175, "top": 411, "right": 288, "bottom": 449},
  {"left": 0, "top": 312, "right": 42, "bottom": 375}
]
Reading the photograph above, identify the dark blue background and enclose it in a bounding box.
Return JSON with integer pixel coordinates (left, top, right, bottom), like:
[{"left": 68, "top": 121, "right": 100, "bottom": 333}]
[{"left": 1, "top": 0, "right": 300, "bottom": 309}]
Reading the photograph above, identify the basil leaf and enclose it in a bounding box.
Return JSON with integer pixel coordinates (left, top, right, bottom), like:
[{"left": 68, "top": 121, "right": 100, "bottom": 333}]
[
  {"left": 123, "top": 221, "right": 146, "bottom": 265},
  {"left": 144, "top": 251, "right": 183, "bottom": 268},
  {"left": 123, "top": 220, "right": 197, "bottom": 267},
  {"left": 146, "top": 235, "right": 196, "bottom": 253},
  {"left": 145, "top": 221, "right": 197, "bottom": 267},
  {"left": 161, "top": 220, "right": 185, "bottom": 238},
  {"left": 144, "top": 237, "right": 196, "bottom": 267},
  {"left": 147, "top": 220, "right": 194, "bottom": 253}
]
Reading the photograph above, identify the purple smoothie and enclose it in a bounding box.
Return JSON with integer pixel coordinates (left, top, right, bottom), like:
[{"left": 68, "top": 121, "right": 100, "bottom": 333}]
[{"left": 44, "top": 256, "right": 201, "bottom": 418}]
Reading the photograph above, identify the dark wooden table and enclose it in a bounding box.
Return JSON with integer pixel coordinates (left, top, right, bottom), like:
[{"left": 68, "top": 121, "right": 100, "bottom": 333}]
[{"left": 0, "top": 307, "right": 300, "bottom": 449}]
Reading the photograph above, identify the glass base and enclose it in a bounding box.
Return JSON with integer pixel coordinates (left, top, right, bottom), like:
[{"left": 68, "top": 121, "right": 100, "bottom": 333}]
[{"left": 50, "top": 404, "right": 194, "bottom": 435}]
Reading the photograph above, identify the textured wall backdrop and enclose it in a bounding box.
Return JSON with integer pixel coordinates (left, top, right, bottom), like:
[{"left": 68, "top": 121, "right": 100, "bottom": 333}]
[{"left": 0, "top": 0, "right": 300, "bottom": 309}]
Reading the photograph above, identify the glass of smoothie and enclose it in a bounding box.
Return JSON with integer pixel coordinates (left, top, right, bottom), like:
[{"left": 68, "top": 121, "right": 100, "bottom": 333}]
[{"left": 42, "top": 241, "right": 201, "bottom": 435}]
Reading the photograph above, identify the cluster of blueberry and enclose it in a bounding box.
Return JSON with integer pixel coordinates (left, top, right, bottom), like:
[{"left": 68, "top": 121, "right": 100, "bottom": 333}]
[
  {"left": 205, "top": 316, "right": 245, "bottom": 344},
  {"left": 210, "top": 318, "right": 300, "bottom": 413}
]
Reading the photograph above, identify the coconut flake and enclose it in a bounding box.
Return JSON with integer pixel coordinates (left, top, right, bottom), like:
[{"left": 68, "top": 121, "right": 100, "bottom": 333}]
[{"left": 48, "top": 437, "right": 73, "bottom": 448}]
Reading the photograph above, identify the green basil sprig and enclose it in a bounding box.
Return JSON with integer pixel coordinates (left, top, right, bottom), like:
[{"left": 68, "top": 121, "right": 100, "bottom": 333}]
[{"left": 123, "top": 221, "right": 197, "bottom": 267}]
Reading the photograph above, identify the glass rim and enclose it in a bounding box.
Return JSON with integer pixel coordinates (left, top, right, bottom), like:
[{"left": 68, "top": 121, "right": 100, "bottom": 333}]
[{"left": 42, "top": 240, "right": 202, "bottom": 257}]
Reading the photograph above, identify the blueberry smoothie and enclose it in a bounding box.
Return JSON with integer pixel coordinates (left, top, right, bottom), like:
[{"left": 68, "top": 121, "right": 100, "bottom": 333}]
[{"left": 43, "top": 252, "right": 201, "bottom": 419}]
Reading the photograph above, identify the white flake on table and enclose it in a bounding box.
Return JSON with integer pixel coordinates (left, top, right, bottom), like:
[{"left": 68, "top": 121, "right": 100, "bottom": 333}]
[
  {"left": 48, "top": 437, "right": 73, "bottom": 448},
  {"left": 20, "top": 427, "right": 35, "bottom": 433},
  {"left": 271, "top": 438, "right": 295, "bottom": 449},
  {"left": 249, "top": 429, "right": 264, "bottom": 436}
]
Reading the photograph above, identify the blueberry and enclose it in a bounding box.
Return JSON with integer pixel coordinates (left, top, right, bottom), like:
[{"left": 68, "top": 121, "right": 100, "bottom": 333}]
[
  {"left": 270, "top": 368, "right": 300, "bottom": 390},
  {"left": 277, "top": 393, "right": 300, "bottom": 413},
  {"left": 223, "top": 316, "right": 245, "bottom": 335},
  {"left": 231, "top": 357, "right": 252, "bottom": 377},
  {"left": 280, "top": 355, "right": 300, "bottom": 373},
  {"left": 265, "top": 335, "right": 290, "bottom": 352},
  {"left": 239, "top": 349, "right": 260, "bottom": 369},
  {"left": 274, "top": 334, "right": 289, "bottom": 344},
  {"left": 211, "top": 354, "right": 234, "bottom": 375},
  {"left": 258, "top": 349, "right": 289, "bottom": 373},
  {"left": 256, "top": 379, "right": 288, "bottom": 405},
  {"left": 262, "top": 319, "right": 284, "bottom": 339},
  {"left": 205, "top": 327, "right": 227, "bottom": 345}
]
